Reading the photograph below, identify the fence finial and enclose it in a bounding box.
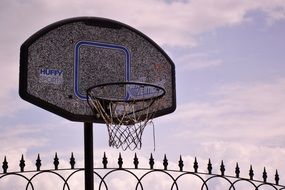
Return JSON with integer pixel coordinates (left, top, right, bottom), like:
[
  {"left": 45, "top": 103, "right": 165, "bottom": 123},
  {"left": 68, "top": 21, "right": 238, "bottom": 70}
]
[
  {"left": 263, "top": 167, "right": 267, "bottom": 183},
  {"left": 2, "top": 156, "right": 8, "bottom": 173},
  {"left": 70, "top": 153, "right": 75, "bottom": 169},
  {"left": 235, "top": 163, "right": 240, "bottom": 178},
  {"left": 163, "top": 154, "right": 168, "bottom": 170},
  {"left": 19, "top": 154, "right": 25, "bottom": 172},
  {"left": 178, "top": 155, "right": 184, "bottom": 172},
  {"left": 249, "top": 165, "right": 254, "bottom": 180},
  {"left": 133, "top": 153, "right": 139, "bottom": 169},
  {"left": 207, "top": 159, "right": 212, "bottom": 174},
  {"left": 118, "top": 153, "right": 123, "bottom": 169},
  {"left": 36, "top": 154, "right": 41, "bottom": 171},
  {"left": 275, "top": 170, "right": 280, "bottom": 185},
  {"left": 149, "top": 153, "right": 154, "bottom": 169},
  {"left": 193, "top": 157, "right": 198, "bottom": 173},
  {"left": 220, "top": 160, "right": 225, "bottom": 176},
  {"left": 102, "top": 152, "right": 108, "bottom": 169},
  {"left": 54, "top": 153, "right": 59, "bottom": 170}
]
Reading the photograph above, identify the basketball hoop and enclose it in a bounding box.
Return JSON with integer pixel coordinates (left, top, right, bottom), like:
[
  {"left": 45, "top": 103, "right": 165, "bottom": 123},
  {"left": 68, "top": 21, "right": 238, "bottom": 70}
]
[{"left": 87, "top": 82, "right": 165, "bottom": 150}]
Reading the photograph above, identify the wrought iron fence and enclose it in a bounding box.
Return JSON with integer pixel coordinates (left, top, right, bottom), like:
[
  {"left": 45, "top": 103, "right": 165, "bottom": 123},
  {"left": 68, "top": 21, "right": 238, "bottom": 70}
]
[{"left": 0, "top": 153, "right": 284, "bottom": 190}]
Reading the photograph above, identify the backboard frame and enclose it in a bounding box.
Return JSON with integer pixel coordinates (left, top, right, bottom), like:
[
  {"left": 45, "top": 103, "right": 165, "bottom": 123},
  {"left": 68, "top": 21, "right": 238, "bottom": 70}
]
[{"left": 19, "top": 17, "right": 176, "bottom": 122}]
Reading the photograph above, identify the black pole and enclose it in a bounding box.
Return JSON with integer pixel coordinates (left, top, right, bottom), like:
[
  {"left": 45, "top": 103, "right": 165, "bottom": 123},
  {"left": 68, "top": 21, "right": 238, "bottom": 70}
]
[{"left": 84, "top": 122, "right": 94, "bottom": 190}]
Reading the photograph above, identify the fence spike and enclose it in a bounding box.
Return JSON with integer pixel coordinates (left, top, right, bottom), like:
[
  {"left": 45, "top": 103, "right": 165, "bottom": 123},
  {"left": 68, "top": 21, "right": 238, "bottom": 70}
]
[
  {"left": 178, "top": 155, "right": 184, "bottom": 172},
  {"left": 102, "top": 152, "right": 108, "bottom": 169},
  {"left": 36, "top": 154, "right": 41, "bottom": 171},
  {"left": 207, "top": 159, "right": 212, "bottom": 174},
  {"left": 249, "top": 165, "right": 254, "bottom": 180},
  {"left": 70, "top": 152, "right": 75, "bottom": 169},
  {"left": 193, "top": 157, "right": 198, "bottom": 173},
  {"left": 220, "top": 160, "right": 225, "bottom": 176},
  {"left": 163, "top": 154, "right": 168, "bottom": 170},
  {"left": 275, "top": 170, "right": 279, "bottom": 185},
  {"left": 118, "top": 153, "right": 123, "bottom": 169},
  {"left": 54, "top": 152, "right": 59, "bottom": 170},
  {"left": 235, "top": 163, "right": 240, "bottom": 178},
  {"left": 2, "top": 156, "right": 8, "bottom": 173},
  {"left": 133, "top": 153, "right": 139, "bottom": 169},
  {"left": 19, "top": 154, "right": 25, "bottom": 172},
  {"left": 149, "top": 153, "right": 154, "bottom": 169},
  {"left": 263, "top": 167, "right": 267, "bottom": 183}
]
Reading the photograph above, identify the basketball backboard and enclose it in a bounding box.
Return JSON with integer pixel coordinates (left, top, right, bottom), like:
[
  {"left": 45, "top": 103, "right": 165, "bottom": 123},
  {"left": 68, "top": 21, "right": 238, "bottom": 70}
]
[{"left": 19, "top": 17, "right": 176, "bottom": 122}]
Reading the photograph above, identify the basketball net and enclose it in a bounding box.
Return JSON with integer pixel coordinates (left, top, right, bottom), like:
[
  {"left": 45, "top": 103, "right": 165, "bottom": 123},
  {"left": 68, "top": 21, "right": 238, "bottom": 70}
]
[{"left": 87, "top": 82, "right": 164, "bottom": 150}]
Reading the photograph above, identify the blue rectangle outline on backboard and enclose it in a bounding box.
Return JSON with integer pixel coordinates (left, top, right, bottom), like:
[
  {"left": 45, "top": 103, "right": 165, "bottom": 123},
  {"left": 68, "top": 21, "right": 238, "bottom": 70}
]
[{"left": 74, "top": 40, "right": 131, "bottom": 100}]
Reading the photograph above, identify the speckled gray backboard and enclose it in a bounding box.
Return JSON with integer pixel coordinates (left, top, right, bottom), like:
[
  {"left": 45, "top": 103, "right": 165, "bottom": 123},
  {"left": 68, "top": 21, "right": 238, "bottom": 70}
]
[{"left": 19, "top": 17, "right": 176, "bottom": 122}]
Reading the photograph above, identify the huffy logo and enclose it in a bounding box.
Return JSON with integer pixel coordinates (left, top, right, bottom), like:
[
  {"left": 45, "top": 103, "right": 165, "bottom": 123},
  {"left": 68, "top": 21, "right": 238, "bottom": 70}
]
[{"left": 39, "top": 68, "right": 64, "bottom": 85}]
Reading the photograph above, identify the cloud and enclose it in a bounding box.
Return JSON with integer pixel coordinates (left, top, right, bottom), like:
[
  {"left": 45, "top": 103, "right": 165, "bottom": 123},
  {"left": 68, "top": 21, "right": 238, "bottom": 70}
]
[
  {"left": 159, "top": 78, "right": 285, "bottom": 180},
  {"left": 252, "top": 0, "right": 285, "bottom": 23},
  {"left": 0, "top": 124, "right": 48, "bottom": 153},
  {"left": 175, "top": 52, "right": 224, "bottom": 71},
  {"left": 2, "top": 0, "right": 285, "bottom": 48},
  {"left": 147, "top": 77, "right": 285, "bottom": 184},
  {"left": 171, "top": 78, "right": 285, "bottom": 144},
  {"left": 93, "top": 0, "right": 285, "bottom": 47}
]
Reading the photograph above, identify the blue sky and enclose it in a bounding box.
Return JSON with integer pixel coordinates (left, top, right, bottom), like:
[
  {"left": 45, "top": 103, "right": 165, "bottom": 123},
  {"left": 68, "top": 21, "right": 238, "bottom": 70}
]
[{"left": 1, "top": 0, "right": 285, "bottom": 188}]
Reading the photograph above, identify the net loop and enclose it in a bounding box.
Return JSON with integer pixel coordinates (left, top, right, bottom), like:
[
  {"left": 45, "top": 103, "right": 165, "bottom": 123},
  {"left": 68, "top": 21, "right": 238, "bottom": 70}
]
[{"left": 87, "top": 82, "right": 165, "bottom": 150}]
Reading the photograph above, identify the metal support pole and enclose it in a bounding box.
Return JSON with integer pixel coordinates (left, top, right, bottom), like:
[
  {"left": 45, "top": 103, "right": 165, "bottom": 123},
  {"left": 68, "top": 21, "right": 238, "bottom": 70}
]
[{"left": 84, "top": 122, "right": 94, "bottom": 190}]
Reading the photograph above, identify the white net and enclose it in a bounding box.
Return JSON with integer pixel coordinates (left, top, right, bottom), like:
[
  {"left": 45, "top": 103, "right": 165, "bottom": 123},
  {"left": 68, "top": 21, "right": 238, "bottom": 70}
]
[{"left": 87, "top": 82, "right": 165, "bottom": 150}]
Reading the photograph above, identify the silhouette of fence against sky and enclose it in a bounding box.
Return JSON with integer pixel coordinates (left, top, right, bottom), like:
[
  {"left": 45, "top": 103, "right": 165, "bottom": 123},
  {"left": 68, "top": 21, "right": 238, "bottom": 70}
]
[{"left": 0, "top": 153, "right": 284, "bottom": 190}]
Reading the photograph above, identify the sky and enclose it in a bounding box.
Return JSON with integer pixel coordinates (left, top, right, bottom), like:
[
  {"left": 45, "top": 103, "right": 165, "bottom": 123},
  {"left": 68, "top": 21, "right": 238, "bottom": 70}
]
[{"left": 1, "top": 0, "right": 285, "bottom": 189}]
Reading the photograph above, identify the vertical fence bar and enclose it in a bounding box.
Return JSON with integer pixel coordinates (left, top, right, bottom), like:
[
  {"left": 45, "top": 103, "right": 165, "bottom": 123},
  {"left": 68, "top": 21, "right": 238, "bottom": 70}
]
[{"left": 84, "top": 122, "right": 94, "bottom": 190}]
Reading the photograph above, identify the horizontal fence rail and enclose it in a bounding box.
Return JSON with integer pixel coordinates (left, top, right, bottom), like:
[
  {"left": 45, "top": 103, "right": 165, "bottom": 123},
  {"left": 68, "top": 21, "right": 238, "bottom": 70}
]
[{"left": 0, "top": 153, "right": 284, "bottom": 190}]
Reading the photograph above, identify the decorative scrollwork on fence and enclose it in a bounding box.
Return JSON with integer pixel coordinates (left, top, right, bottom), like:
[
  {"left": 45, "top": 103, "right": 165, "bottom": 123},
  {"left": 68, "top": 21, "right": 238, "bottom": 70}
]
[{"left": 0, "top": 153, "right": 284, "bottom": 190}]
